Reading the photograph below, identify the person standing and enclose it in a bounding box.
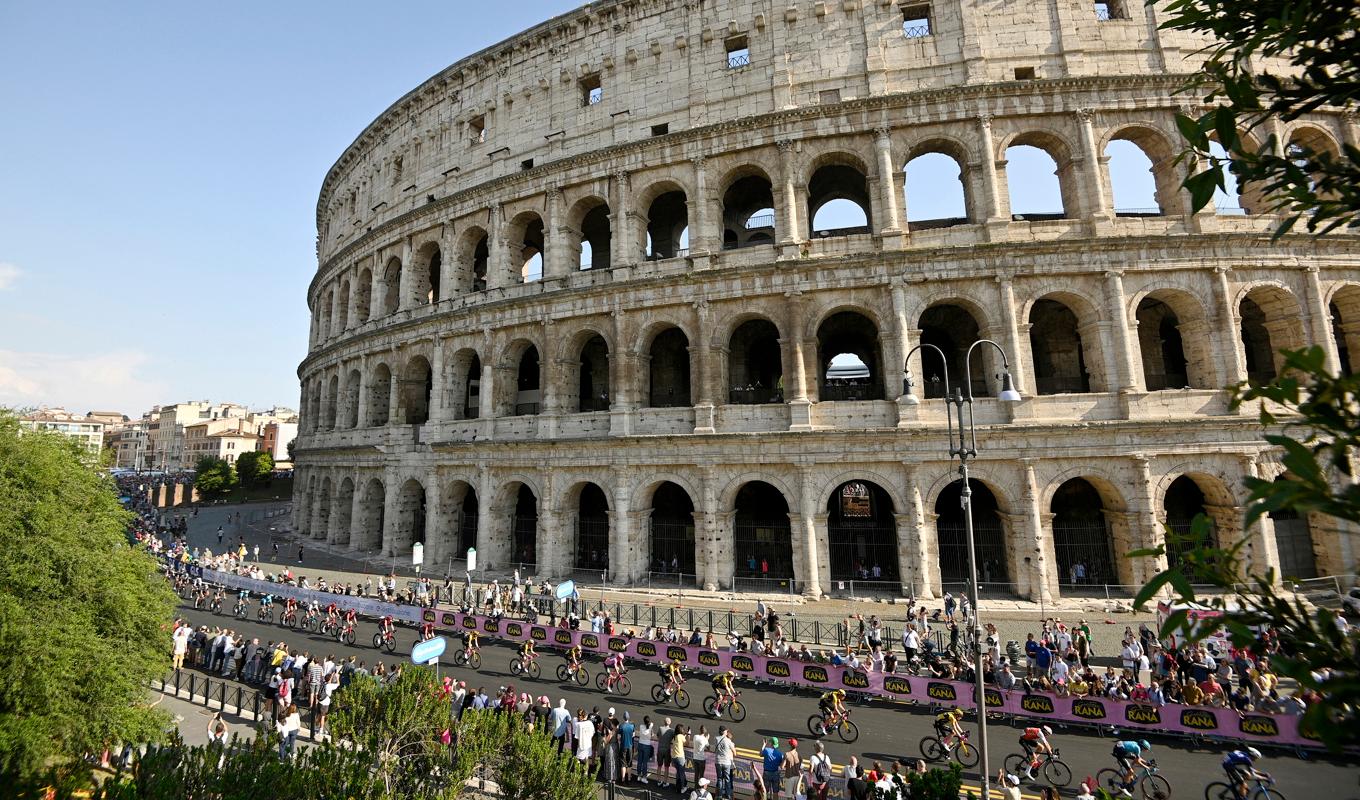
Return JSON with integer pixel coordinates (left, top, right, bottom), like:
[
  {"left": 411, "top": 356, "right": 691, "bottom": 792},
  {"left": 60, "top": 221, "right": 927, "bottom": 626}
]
[
  {"left": 670, "top": 723, "right": 689, "bottom": 795},
  {"left": 714, "top": 727, "right": 736, "bottom": 800},
  {"left": 217, "top": 526, "right": 224, "bottom": 546},
  {"left": 806, "top": 741, "right": 833, "bottom": 800},
  {"left": 297, "top": 545, "right": 304, "bottom": 564},
  {"left": 618, "top": 711, "right": 636, "bottom": 784},
  {"left": 760, "top": 738, "right": 783, "bottom": 799},
  {"left": 781, "top": 738, "right": 802, "bottom": 800},
  {"left": 636, "top": 715, "right": 656, "bottom": 784},
  {"left": 276, "top": 704, "right": 300, "bottom": 760},
  {"left": 573, "top": 708, "right": 595, "bottom": 768},
  {"left": 658, "top": 717, "right": 675, "bottom": 784},
  {"left": 690, "top": 724, "right": 710, "bottom": 788}
]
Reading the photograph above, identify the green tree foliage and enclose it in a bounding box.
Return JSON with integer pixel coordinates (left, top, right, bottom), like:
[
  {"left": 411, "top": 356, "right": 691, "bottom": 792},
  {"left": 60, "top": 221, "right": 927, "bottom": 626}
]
[
  {"left": 234, "top": 451, "right": 273, "bottom": 489},
  {"left": 0, "top": 413, "right": 178, "bottom": 781},
  {"left": 1161, "top": 0, "right": 1360, "bottom": 235},
  {"left": 454, "top": 710, "right": 596, "bottom": 800},
  {"left": 1133, "top": 347, "right": 1360, "bottom": 750},
  {"left": 193, "top": 456, "right": 237, "bottom": 499}
]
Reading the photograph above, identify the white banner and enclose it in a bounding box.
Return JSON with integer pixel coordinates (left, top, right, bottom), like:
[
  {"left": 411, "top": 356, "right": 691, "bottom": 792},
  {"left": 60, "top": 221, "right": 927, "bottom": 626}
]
[{"left": 182, "top": 561, "right": 422, "bottom": 624}]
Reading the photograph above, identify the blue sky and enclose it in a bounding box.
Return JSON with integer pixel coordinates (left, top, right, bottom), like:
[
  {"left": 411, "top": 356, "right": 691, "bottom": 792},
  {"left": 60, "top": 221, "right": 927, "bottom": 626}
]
[{"left": 0, "top": 2, "right": 1171, "bottom": 416}]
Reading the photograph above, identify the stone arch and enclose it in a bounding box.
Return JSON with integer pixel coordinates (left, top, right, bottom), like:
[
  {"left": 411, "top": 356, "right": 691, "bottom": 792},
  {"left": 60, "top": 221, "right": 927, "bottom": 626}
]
[
  {"left": 1327, "top": 283, "right": 1360, "bottom": 375},
  {"left": 319, "top": 289, "right": 334, "bottom": 341},
  {"left": 389, "top": 477, "right": 426, "bottom": 556},
  {"left": 443, "top": 479, "right": 479, "bottom": 560},
  {"left": 447, "top": 347, "right": 482, "bottom": 420},
  {"left": 1102, "top": 124, "right": 1183, "bottom": 216},
  {"left": 341, "top": 368, "right": 361, "bottom": 429},
  {"left": 1238, "top": 284, "right": 1307, "bottom": 382},
  {"left": 917, "top": 300, "right": 991, "bottom": 398},
  {"left": 498, "top": 337, "right": 542, "bottom": 416},
  {"left": 1132, "top": 288, "right": 1216, "bottom": 390},
  {"left": 565, "top": 481, "right": 612, "bottom": 572},
  {"left": 816, "top": 309, "right": 885, "bottom": 401},
  {"left": 903, "top": 136, "right": 974, "bottom": 227},
  {"left": 643, "top": 324, "right": 692, "bottom": 408},
  {"left": 355, "top": 267, "right": 373, "bottom": 322},
  {"left": 933, "top": 477, "right": 1011, "bottom": 589},
  {"left": 399, "top": 354, "right": 433, "bottom": 425},
  {"left": 1159, "top": 471, "right": 1236, "bottom": 569},
  {"left": 332, "top": 477, "right": 355, "bottom": 548},
  {"left": 505, "top": 210, "right": 545, "bottom": 283},
  {"left": 719, "top": 164, "right": 776, "bottom": 250},
  {"left": 324, "top": 374, "right": 339, "bottom": 430},
  {"left": 557, "top": 326, "right": 612, "bottom": 413},
  {"left": 315, "top": 476, "right": 332, "bottom": 541},
  {"left": 354, "top": 476, "right": 385, "bottom": 551},
  {"left": 379, "top": 256, "right": 402, "bottom": 316},
  {"left": 827, "top": 479, "right": 899, "bottom": 583},
  {"left": 368, "top": 362, "right": 392, "bottom": 426},
  {"left": 637, "top": 179, "right": 690, "bottom": 260},
  {"left": 726, "top": 315, "right": 784, "bottom": 404},
  {"left": 1267, "top": 475, "right": 1318, "bottom": 580},
  {"left": 1025, "top": 292, "right": 1102, "bottom": 394},
  {"left": 1286, "top": 124, "right": 1342, "bottom": 192},
  {"left": 499, "top": 481, "right": 540, "bottom": 569},
  {"left": 646, "top": 480, "right": 696, "bottom": 578},
  {"left": 567, "top": 195, "right": 611, "bottom": 270},
  {"left": 455, "top": 225, "right": 490, "bottom": 293},
  {"left": 1049, "top": 476, "right": 1123, "bottom": 588},
  {"left": 1001, "top": 129, "right": 1080, "bottom": 219},
  {"left": 336, "top": 279, "right": 351, "bottom": 332},
  {"left": 805, "top": 151, "right": 873, "bottom": 236},
  {"left": 411, "top": 240, "right": 441, "bottom": 305},
  {"left": 731, "top": 480, "right": 795, "bottom": 587}
]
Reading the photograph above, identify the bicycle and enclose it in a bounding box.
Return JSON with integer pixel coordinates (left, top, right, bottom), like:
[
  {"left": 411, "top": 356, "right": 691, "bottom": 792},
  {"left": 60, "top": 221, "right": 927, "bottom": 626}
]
[
  {"left": 281, "top": 607, "right": 298, "bottom": 629},
  {"left": 556, "top": 661, "right": 588, "bottom": 686},
  {"left": 510, "top": 656, "right": 541, "bottom": 679},
  {"left": 372, "top": 628, "right": 398, "bottom": 654},
  {"left": 650, "top": 681, "right": 691, "bottom": 709},
  {"left": 319, "top": 616, "right": 339, "bottom": 638},
  {"left": 1097, "top": 760, "right": 1171, "bottom": 800},
  {"left": 1003, "top": 749, "right": 1073, "bottom": 787},
  {"left": 702, "top": 690, "right": 747, "bottom": 722},
  {"left": 208, "top": 594, "right": 223, "bottom": 615},
  {"left": 1205, "top": 774, "right": 1285, "bottom": 800},
  {"left": 233, "top": 598, "right": 249, "bottom": 620},
  {"left": 453, "top": 648, "right": 482, "bottom": 669},
  {"left": 919, "top": 729, "right": 979, "bottom": 768},
  {"left": 336, "top": 621, "right": 356, "bottom": 645},
  {"left": 257, "top": 604, "right": 275, "bottom": 624},
  {"left": 807, "top": 707, "right": 859, "bottom": 743},
  {"left": 595, "top": 670, "right": 632, "bottom": 696}
]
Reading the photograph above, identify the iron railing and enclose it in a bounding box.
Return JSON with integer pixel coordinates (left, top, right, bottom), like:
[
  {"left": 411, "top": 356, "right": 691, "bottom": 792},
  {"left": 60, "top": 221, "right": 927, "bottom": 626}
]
[
  {"left": 819, "top": 383, "right": 881, "bottom": 401},
  {"left": 812, "top": 225, "right": 871, "bottom": 238},
  {"left": 726, "top": 52, "right": 751, "bottom": 69},
  {"left": 744, "top": 213, "right": 774, "bottom": 229},
  {"left": 513, "top": 402, "right": 540, "bottom": 415},
  {"left": 727, "top": 387, "right": 783, "bottom": 404},
  {"left": 903, "top": 23, "right": 931, "bottom": 38}
]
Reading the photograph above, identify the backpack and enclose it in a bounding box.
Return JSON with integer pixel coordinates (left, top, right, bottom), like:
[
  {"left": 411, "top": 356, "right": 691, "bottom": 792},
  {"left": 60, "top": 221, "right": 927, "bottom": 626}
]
[{"left": 813, "top": 753, "right": 833, "bottom": 783}]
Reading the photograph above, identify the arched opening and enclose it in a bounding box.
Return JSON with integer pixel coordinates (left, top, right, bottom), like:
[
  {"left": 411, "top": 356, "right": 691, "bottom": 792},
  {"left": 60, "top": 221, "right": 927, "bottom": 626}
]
[
  {"left": 577, "top": 334, "right": 611, "bottom": 412},
  {"left": 935, "top": 479, "right": 1009, "bottom": 588},
  {"left": 1104, "top": 139, "right": 1162, "bottom": 215},
  {"left": 827, "top": 480, "right": 899, "bottom": 583},
  {"left": 315, "top": 478, "right": 332, "bottom": 541},
  {"left": 649, "top": 482, "right": 695, "bottom": 577},
  {"left": 426, "top": 247, "right": 441, "bottom": 303},
  {"left": 721, "top": 172, "right": 775, "bottom": 250},
  {"left": 1005, "top": 137, "right": 1070, "bottom": 219},
  {"left": 342, "top": 369, "right": 361, "bottom": 429},
  {"left": 324, "top": 375, "right": 339, "bottom": 430},
  {"left": 1269, "top": 476, "right": 1317, "bottom": 580},
  {"left": 1135, "top": 291, "right": 1213, "bottom": 390},
  {"left": 512, "top": 484, "right": 538, "bottom": 568},
  {"left": 904, "top": 149, "right": 968, "bottom": 228},
  {"left": 380, "top": 257, "right": 402, "bottom": 316},
  {"left": 448, "top": 350, "right": 481, "bottom": 420},
  {"left": 333, "top": 478, "right": 354, "bottom": 547},
  {"left": 1163, "top": 475, "right": 1213, "bottom": 571},
  {"left": 514, "top": 345, "right": 541, "bottom": 416},
  {"left": 918, "top": 304, "right": 988, "bottom": 398},
  {"left": 368, "top": 363, "right": 392, "bottom": 427},
  {"left": 1330, "top": 285, "right": 1360, "bottom": 375},
  {"left": 816, "top": 311, "right": 883, "bottom": 401},
  {"left": 1028, "top": 299, "right": 1091, "bottom": 394},
  {"left": 355, "top": 268, "right": 372, "bottom": 322},
  {"left": 808, "top": 163, "right": 871, "bottom": 237},
  {"left": 410, "top": 244, "right": 439, "bottom": 306},
  {"left": 578, "top": 201, "right": 611, "bottom": 270},
  {"left": 574, "top": 483, "right": 610, "bottom": 572},
  {"left": 393, "top": 479, "right": 426, "bottom": 555},
  {"left": 401, "top": 356, "right": 433, "bottom": 425},
  {"left": 457, "top": 486, "right": 478, "bottom": 557},
  {"left": 1207, "top": 137, "right": 1268, "bottom": 215},
  {"left": 1240, "top": 287, "right": 1306, "bottom": 383},
  {"left": 733, "top": 481, "right": 794, "bottom": 587},
  {"left": 471, "top": 233, "right": 489, "bottom": 292},
  {"left": 356, "top": 478, "right": 385, "bottom": 551},
  {"left": 508, "top": 213, "right": 545, "bottom": 283},
  {"left": 647, "top": 327, "right": 691, "bottom": 408},
  {"left": 1051, "top": 478, "right": 1116, "bottom": 588},
  {"left": 646, "top": 190, "right": 689, "bottom": 259},
  {"left": 336, "top": 281, "right": 351, "bottom": 331},
  {"left": 727, "top": 318, "right": 783, "bottom": 404}
]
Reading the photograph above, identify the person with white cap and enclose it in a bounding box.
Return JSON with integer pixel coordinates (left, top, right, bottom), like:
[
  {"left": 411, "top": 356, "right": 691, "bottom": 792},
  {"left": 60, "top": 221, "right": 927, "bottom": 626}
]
[
  {"left": 689, "top": 776, "right": 715, "bottom": 800},
  {"left": 999, "top": 769, "right": 1023, "bottom": 800}
]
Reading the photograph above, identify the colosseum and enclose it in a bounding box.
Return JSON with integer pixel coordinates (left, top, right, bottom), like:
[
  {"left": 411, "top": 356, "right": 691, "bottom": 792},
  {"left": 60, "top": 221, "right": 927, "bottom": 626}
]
[{"left": 293, "top": 0, "right": 1360, "bottom": 601}]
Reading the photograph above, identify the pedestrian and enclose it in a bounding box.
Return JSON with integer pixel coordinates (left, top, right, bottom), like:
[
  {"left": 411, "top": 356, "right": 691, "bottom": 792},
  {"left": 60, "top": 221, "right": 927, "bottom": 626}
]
[
  {"left": 618, "top": 711, "right": 635, "bottom": 784},
  {"left": 253, "top": 544, "right": 259, "bottom": 562},
  {"left": 272, "top": 541, "right": 279, "bottom": 559},
  {"left": 549, "top": 698, "right": 571, "bottom": 752},
  {"left": 714, "top": 727, "right": 735, "bottom": 800},
  {"left": 806, "top": 741, "right": 832, "bottom": 800},
  {"left": 760, "top": 737, "right": 782, "bottom": 799},
  {"left": 691, "top": 777, "right": 715, "bottom": 800},
  {"left": 573, "top": 708, "right": 595, "bottom": 766},
  {"left": 636, "top": 714, "right": 656, "bottom": 784},
  {"left": 276, "top": 704, "right": 300, "bottom": 760},
  {"left": 297, "top": 545, "right": 304, "bottom": 564},
  {"left": 781, "top": 738, "right": 802, "bottom": 800},
  {"left": 316, "top": 671, "right": 338, "bottom": 737},
  {"left": 658, "top": 717, "right": 675, "bottom": 784},
  {"left": 691, "top": 724, "right": 710, "bottom": 788},
  {"left": 670, "top": 723, "right": 689, "bottom": 794},
  {"left": 217, "top": 526, "right": 223, "bottom": 545}
]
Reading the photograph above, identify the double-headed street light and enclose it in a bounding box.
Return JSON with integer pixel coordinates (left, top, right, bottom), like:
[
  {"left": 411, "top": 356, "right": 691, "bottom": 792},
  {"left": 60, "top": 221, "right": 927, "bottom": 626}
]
[{"left": 903, "top": 339, "right": 1021, "bottom": 800}]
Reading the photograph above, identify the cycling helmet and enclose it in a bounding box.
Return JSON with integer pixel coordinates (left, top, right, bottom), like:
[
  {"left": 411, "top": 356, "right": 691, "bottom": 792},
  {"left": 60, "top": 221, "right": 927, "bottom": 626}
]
[
  {"left": 1139, "top": 740, "right": 1150, "bottom": 751},
  {"left": 1246, "top": 747, "right": 1262, "bottom": 760},
  {"left": 1042, "top": 726, "right": 1053, "bottom": 735},
  {"left": 727, "top": 669, "right": 736, "bottom": 677}
]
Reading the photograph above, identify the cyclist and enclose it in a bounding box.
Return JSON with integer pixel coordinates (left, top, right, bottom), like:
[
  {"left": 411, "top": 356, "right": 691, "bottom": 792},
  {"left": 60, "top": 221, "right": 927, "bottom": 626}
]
[
  {"left": 711, "top": 670, "right": 737, "bottom": 717},
  {"left": 564, "top": 644, "right": 583, "bottom": 673},
  {"left": 282, "top": 596, "right": 298, "bottom": 621},
  {"left": 235, "top": 589, "right": 250, "bottom": 613},
  {"left": 518, "top": 638, "right": 537, "bottom": 665},
  {"left": 341, "top": 608, "right": 358, "bottom": 636},
  {"left": 1222, "top": 747, "right": 1267, "bottom": 800},
  {"left": 817, "top": 688, "right": 848, "bottom": 733},
  {"left": 603, "top": 652, "right": 626, "bottom": 693},
  {"left": 379, "top": 614, "right": 396, "bottom": 641},
  {"left": 934, "top": 707, "right": 965, "bottom": 751},
  {"left": 1111, "top": 739, "right": 1152, "bottom": 797},
  {"left": 304, "top": 600, "right": 321, "bottom": 624},
  {"left": 663, "top": 658, "right": 684, "bottom": 696},
  {"left": 1018, "top": 725, "right": 1054, "bottom": 779},
  {"left": 420, "top": 620, "right": 436, "bottom": 642},
  {"left": 462, "top": 629, "right": 480, "bottom": 660}
]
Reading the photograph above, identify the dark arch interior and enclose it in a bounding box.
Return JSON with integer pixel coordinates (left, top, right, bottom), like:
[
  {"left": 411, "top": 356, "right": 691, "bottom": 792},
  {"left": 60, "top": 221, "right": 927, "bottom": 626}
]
[
  {"left": 1331, "top": 303, "right": 1354, "bottom": 377},
  {"left": 575, "top": 484, "right": 610, "bottom": 571},
  {"left": 369, "top": 365, "right": 392, "bottom": 426},
  {"left": 817, "top": 311, "right": 882, "bottom": 401},
  {"left": 808, "top": 164, "right": 871, "bottom": 236},
  {"left": 918, "top": 305, "right": 987, "bottom": 398},
  {"left": 1164, "top": 475, "right": 1209, "bottom": 569},
  {"left": 512, "top": 485, "right": 538, "bottom": 568},
  {"left": 426, "top": 247, "right": 441, "bottom": 303},
  {"left": 1050, "top": 478, "right": 1114, "bottom": 587},
  {"left": 458, "top": 487, "right": 478, "bottom": 556},
  {"left": 728, "top": 319, "right": 783, "bottom": 404},
  {"left": 827, "top": 481, "right": 899, "bottom": 582},
  {"left": 1239, "top": 297, "right": 1276, "bottom": 382},
  {"left": 399, "top": 481, "right": 427, "bottom": 549},
  {"left": 1136, "top": 298, "right": 1191, "bottom": 390},
  {"left": 581, "top": 204, "right": 612, "bottom": 270},
  {"left": 515, "top": 345, "right": 541, "bottom": 415},
  {"left": 733, "top": 481, "right": 794, "bottom": 585},
  {"left": 647, "top": 191, "right": 689, "bottom": 259},
  {"left": 722, "top": 174, "right": 775, "bottom": 250},
  {"left": 650, "top": 482, "right": 695, "bottom": 576},
  {"left": 471, "top": 234, "right": 489, "bottom": 292},
  {"left": 462, "top": 354, "right": 481, "bottom": 419},
  {"left": 934, "top": 479, "right": 1008, "bottom": 587},
  {"left": 1028, "top": 300, "right": 1090, "bottom": 394},
  {"left": 578, "top": 334, "right": 611, "bottom": 412},
  {"left": 381, "top": 259, "right": 402, "bottom": 316},
  {"left": 648, "top": 327, "right": 691, "bottom": 407},
  {"left": 402, "top": 359, "right": 433, "bottom": 425},
  {"left": 1268, "top": 477, "right": 1317, "bottom": 579}
]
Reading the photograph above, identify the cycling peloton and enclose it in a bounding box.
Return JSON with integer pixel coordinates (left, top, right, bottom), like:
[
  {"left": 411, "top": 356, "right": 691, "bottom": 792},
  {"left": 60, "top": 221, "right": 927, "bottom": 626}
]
[{"left": 1017, "top": 725, "right": 1054, "bottom": 780}]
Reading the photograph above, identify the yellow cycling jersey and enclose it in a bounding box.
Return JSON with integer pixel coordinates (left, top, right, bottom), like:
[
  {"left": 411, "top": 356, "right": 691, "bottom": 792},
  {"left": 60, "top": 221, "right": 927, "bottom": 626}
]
[
  {"left": 936, "top": 709, "right": 963, "bottom": 723},
  {"left": 821, "top": 690, "right": 845, "bottom": 703}
]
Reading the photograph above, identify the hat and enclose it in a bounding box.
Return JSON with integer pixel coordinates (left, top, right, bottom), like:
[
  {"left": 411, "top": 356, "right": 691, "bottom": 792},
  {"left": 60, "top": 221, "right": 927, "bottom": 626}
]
[
  {"left": 769, "top": 737, "right": 779, "bottom": 747},
  {"left": 699, "top": 778, "right": 711, "bottom": 787},
  {"left": 788, "top": 738, "right": 798, "bottom": 748},
  {"left": 608, "top": 707, "right": 616, "bottom": 716},
  {"left": 1006, "top": 774, "right": 1021, "bottom": 786}
]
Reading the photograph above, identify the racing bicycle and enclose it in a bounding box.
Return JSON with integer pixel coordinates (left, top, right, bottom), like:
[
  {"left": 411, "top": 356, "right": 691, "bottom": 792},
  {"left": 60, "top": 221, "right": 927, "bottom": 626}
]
[
  {"left": 1096, "top": 760, "right": 1171, "bottom": 800},
  {"left": 808, "top": 707, "right": 859, "bottom": 743},
  {"left": 703, "top": 690, "right": 747, "bottom": 722},
  {"left": 919, "top": 729, "right": 979, "bottom": 768},
  {"left": 1003, "top": 749, "right": 1073, "bottom": 787}
]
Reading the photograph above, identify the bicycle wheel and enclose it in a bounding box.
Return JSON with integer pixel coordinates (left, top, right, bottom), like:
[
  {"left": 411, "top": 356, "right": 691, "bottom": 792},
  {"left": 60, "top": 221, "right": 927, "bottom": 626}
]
[
  {"left": 372, "top": 633, "right": 385, "bottom": 649},
  {"left": 615, "top": 676, "right": 631, "bottom": 695},
  {"left": 838, "top": 720, "right": 859, "bottom": 743},
  {"left": 809, "top": 715, "right": 827, "bottom": 737},
  {"left": 1204, "top": 782, "right": 1235, "bottom": 800},
  {"left": 342, "top": 629, "right": 356, "bottom": 646},
  {"left": 1140, "top": 774, "right": 1172, "bottom": 800},
  {"left": 511, "top": 658, "right": 523, "bottom": 676},
  {"left": 675, "top": 688, "right": 690, "bottom": 709},
  {"left": 595, "top": 673, "right": 608, "bottom": 691},
  {"left": 573, "top": 667, "right": 588, "bottom": 686},
  {"left": 704, "top": 696, "right": 718, "bottom": 716},
  {"left": 526, "top": 661, "right": 540, "bottom": 679},
  {"left": 651, "top": 684, "right": 666, "bottom": 703},
  {"left": 557, "top": 664, "right": 570, "bottom": 682},
  {"left": 1252, "top": 788, "right": 1286, "bottom": 800},
  {"left": 384, "top": 636, "right": 397, "bottom": 655},
  {"left": 1097, "top": 769, "right": 1124, "bottom": 794},
  {"left": 468, "top": 651, "right": 481, "bottom": 669},
  {"left": 920, "top": 737, "right": 944, "bottom": 762},
  {"left": 453, "top": 651, "right": 467, "bottom": 667},
  {"left": 955, "top": 741, "right": 979, "bottom": 768},
  {"left": 728, "top": 700, "right": 746, "bottom": 722},
  {"left": 1044, "top": 758, "right": 1073, "bottom": 787},
  {"left": 1004, "top": 754, "right": 1027, "bottom": 775}
]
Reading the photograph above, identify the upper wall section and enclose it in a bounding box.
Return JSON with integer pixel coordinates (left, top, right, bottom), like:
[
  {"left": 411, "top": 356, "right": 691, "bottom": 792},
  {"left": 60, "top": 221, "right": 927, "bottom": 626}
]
[{"left": 315, "top": 0, "right": 1220, "bottom": 262}]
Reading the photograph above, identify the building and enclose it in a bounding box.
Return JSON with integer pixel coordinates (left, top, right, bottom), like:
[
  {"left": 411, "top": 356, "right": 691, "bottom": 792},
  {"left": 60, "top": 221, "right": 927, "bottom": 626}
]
[
  {"left": 260, "top": 420, "right": 298, "bottom": 466},
  {"left": 18, "top": 408, "right": 105, "bottom": 457},
  {"left": 112, "top": 418, "right": 150, "bottom": 470},
  {"left": 146, "top": 401, "right": 249, "bottom": 471},
  {"left": 292, "top": 0, "right": 1360, "bottom": 599}
]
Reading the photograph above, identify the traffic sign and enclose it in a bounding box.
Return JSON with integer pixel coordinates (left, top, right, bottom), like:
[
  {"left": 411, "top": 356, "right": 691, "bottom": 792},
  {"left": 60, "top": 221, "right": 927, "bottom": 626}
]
[
  {"left": 466, "top": 547, "right": 477, "bottom": 572},
  {"left": 411, "top": 636, "right": 446, "bottom": 665},
  {"left": 412, "top": 542, "right": 424, "bottom": 566},
  {"left": 555, "top": 580, "right": 576, "bottom": 600}
]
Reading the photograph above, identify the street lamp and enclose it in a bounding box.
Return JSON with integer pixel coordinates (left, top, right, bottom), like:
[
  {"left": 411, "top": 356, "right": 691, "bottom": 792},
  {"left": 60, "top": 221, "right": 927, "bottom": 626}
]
[{"left": 903, "top": 339, "right": 1021, "bottom": 800}]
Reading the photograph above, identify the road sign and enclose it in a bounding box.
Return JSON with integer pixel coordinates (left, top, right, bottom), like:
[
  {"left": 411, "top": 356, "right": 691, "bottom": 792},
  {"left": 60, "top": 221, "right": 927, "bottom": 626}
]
[
  {"left": 466, "top": 547, "right": 477, "bottom": 571},
  {"left": 411, "top": 636, "right": 446, "bottom": 665},
  {"left": 412, "top": 542, "right": 424, "bottom": 566},
  {"left": 555, "top": 579, "right": 576, "bottom": 600}
]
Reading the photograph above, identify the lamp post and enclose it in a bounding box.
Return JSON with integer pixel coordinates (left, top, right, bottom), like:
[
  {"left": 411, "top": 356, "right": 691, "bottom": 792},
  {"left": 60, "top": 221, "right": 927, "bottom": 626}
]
[{"left": 903, "top": 339, "right": 1021, "bottom": 800}]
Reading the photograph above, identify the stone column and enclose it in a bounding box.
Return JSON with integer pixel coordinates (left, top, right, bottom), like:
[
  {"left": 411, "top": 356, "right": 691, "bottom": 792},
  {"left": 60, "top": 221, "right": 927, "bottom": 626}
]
[
  {"left": 348, "top": 477, "right": 366, "bottom": 551},
  {"left": 425, "top": 468, "right": 446, "bottom": 564},
  {"left": 693, "top": 298, "right": 716, "bottom": 433},
  {"left": 714, "top": 510, "right": 737, "bottom": 590},
  {"left": 1238, "top": 453, "right": 1282, "bottom": 582},
  {"left": 901, "top": 463, "right": 936, "bottom": 598},
  {"left": 1021, "top": 460, "right": 1058, "bottom": 603},
  {"left": 610, "top": 171, "right": 634, "bottom": 268},
  {"left": 977, "top": 114, "right": 1009, "bottom": 239},
  {"left": 786, "top": 290, "right": 813, "bottom": 431},
  {"left": 691, "top": 156, "right": 713, "bottom": 256},
  {"left": 430, "top": 337, "right": 447, "bottom": 423},
  {"left": 609, "top": 308, "right": 635, "bottom": 437},
  {"left": 776, "top": 140, "right": 802, "bottom": 248},
  {"left": 1129, "top": 454, "right": 1170, "bottom": 583},
  {"left": 889, "top": 283, "right": 910, "bottom": 400},
  {"left": 438, "top": 225, "right": 455, "bottom": 302},
  {"left": 996, "top": 275, "right": 1030, "bottom": 396},
  {"left": 544, "top": 187, "right": 569, "bottom": 280},
  {"left": 1301, "top": 266, "right": 1341, "bottom": 374},
  {"left": 1213, "top": 267, "right": 1247, "bottom": 385},
  {"left": 346, "top": 266, "right": 361, "bottom": 328},
  {"left": 1075, "top": 108, "right": 1111, "bottom": 223},
  {"left": 797, "top": 467, "right": 824, "bottom": 598},
  {"left": 475, "top": 466, "right": 497, "bottom": 569},
  {"left": 381, "top": 476, "right": 400, "bottom": 556},
  {"left": 699, "top": 466, "right": 722, "bottom": 590},
  {"left": 487, "top": 204, "right": 509, "bottom": 290},
  {"left": 1103, "top": 270, "right": 1140, "bottom": 392},
  {"left": 1104, "top": 511, "right": 1142, "bottom": 588},
  {"left": 874, "top": 128, "right": 902, "bottom": 233},
  {"left": 611, "top": 471, "right": 636, "bottom": 585},
  {"left": 396, "top": 237, "right": 414, "bottom": 311}
]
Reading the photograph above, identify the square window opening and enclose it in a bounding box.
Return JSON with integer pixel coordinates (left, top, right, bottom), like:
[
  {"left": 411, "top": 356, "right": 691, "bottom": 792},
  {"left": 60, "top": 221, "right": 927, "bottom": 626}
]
[
  {"left": 819, "top": 88, "right": 841, "bottom": 105},
  {"left": 726, "top": 37, "right": 750, "bottom": 69},
  {"left": 901, "top": 3, "right": 931, "bottom": 37},
  {"left": 651, "top": 123, "right": 669, "bottom": 137},
  {"left": 520, "top": 158, "right": 534, "bottom": 171},
  {"left": 468, "top": 115, "right": 486, "bottom": 144},
  {"left": 581, "top": 74, "right": 603, "bottom": 106},
  {"left": 1014, "top": 66, "right": 1036, "bottom": 80},
  {"left": 1095, "top": 1, "right": 1126, "bottom": 19}
]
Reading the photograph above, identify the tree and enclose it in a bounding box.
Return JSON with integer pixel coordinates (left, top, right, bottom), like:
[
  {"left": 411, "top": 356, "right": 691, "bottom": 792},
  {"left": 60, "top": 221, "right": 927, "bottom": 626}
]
[
  {"left": 454, "top": 710, "right": 596, "bottom": 800},
  {"left": 1134, "top": 347, "right": 1360, "bottom": 750},
  {"left": 0, "top": 412, "right": 178, "bottom": 782},
  {"left": 234, "top": 451, "right": 273, "bottom": 489},
  {"left": 193, "top": 456, "right": 237, "bottom": 499},
  {"left": 1163, "top": 0, "right": 1360, "bottom": 235}
]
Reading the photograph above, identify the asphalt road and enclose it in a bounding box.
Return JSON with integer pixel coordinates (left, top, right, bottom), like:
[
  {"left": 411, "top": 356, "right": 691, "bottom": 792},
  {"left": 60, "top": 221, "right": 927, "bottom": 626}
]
[{"left": 174, "top": 600, "right": 1358, "bottom": 799}]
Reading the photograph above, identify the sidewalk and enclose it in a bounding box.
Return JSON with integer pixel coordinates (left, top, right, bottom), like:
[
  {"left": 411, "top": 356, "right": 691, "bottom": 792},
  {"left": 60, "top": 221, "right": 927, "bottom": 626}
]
[{"left": 175, "top": 502, "right": 1155, "bottom": 654}]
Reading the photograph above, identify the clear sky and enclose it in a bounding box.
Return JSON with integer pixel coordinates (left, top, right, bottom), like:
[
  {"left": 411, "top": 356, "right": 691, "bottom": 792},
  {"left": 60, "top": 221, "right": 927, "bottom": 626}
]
[{"left": 0, "top": 2, "right": 1172, "bottom": 417}]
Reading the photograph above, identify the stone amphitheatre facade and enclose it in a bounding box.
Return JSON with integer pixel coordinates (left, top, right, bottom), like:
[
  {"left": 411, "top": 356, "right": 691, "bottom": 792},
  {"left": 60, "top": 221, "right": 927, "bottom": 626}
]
[{"left": 293, "top": 0, "right": 1360, "bottom": 601}]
